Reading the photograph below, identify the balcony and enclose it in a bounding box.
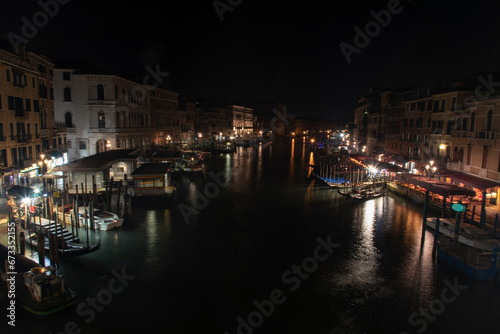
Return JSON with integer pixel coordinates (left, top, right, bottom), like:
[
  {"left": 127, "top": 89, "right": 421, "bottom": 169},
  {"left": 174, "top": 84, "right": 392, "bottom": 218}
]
[
  {"left": 475, "top": 131, "right": 495, "bottom": 139},
  {"left": 40, "top": 129, "right": 50, "bottom": 137},
  {"left": 451, "top": 130, "right": 468, "bottom": 138},
  {"left": 17, "top": 136, "right": 28, "bottom": 143}
]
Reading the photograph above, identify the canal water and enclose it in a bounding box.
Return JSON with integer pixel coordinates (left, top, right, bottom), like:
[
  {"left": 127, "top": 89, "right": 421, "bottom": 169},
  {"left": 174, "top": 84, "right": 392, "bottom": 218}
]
[{"left": 2, "top": 138, "right": 500, "bottom": 333}]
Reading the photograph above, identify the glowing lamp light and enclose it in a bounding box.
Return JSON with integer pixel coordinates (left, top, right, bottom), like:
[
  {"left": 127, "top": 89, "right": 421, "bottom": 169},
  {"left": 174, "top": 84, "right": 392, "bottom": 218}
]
[{"left": 439, "top": 144, "right": 446, "bottom": 150}]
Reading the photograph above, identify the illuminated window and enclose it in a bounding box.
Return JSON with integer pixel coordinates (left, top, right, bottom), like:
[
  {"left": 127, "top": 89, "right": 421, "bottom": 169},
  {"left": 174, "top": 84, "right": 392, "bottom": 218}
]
[{"left": 98, "top": 112, "right": 105, "bottom": 128}]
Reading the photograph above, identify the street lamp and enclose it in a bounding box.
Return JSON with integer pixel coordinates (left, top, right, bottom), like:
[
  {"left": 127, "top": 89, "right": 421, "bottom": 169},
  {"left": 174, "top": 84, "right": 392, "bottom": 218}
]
[{"left": 425, "top": 160, "right": 437, "bottom": 179}]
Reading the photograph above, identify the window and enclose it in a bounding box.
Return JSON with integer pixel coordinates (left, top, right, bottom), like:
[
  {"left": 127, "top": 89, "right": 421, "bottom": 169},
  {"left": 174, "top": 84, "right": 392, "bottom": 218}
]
[
  {"left": 25, "top": 99, "right": 30, "bottom": 111},
  {"left": 97, "top": 84, "right": 104, "bottom": 100},
  {"left": 427, "top": 100, "right": 433, "bottom": 111},
  {"left": 32, "top": 77, "right": 35, "bottom": 88},
  {"left": 63, "top": 72, "right": 71, "bottom": 80},
  {"left": 487, "top": 110, "right": 493, "bottom": 131},
  {"left": 7, "top": 96, "right": 14, "bottom": 110},
  {"left": 0, "top": 123, "right": 4, "bottom": 141},
  {"left": 6, "top": 69, "right": 10, "bottom": 82},
  {"left": 98, "top": 112, "right": 105, "bottom": 128},
  {"left": 39, "top": 81, "right": 48, "bottom": 98},
  {"left": 65, "top": 112, "right": 73, "bottom": 128},
  {"left": 79, "top": 141, "right": 87, "bottom": 150},
  {"left": 11, "top": 148, "right": 17, "bottom": 165},
  {"left": 482, "top": 147, "right": 488, "bottom": 169},
  {"left": 64, "top": 87, "right": 71, "bottom": 101},
  {"left": 470, "top": 112, "right": 475, "bottom": 132},
  {"left": 33, "top": 100, "right": 39, "bottom": 112},
  {"left": 446, "top": 120, "right": 454, "bottom": 135}
]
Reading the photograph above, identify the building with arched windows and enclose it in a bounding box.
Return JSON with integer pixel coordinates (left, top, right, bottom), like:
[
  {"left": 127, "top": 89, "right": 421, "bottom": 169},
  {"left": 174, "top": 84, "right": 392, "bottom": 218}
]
[{"left": 53, "top": 60, "right": 179, "bottom": 162}]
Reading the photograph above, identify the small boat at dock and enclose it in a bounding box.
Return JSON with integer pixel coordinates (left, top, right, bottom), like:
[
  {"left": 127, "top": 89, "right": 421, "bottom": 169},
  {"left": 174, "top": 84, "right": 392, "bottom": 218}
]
[
  {"left": 0, "top": 244, "right": 76, "bottom": 316},
  {"left": 425, "top": 217, "right": 496, "bottom": 251}
]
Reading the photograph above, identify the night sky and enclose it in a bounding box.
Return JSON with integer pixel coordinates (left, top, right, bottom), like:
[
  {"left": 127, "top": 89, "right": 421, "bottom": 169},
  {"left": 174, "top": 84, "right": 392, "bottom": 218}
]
[{"left": 2, "top": 0, "right": 500, "bottom": 120}]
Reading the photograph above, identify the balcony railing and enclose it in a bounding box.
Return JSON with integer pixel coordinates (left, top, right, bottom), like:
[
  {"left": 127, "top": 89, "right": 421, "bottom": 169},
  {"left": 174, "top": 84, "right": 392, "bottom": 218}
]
[
  {"left": 451, "top": 130, "right": 468, "bottom": 138},
  {"left": 475, "top": 131, "right": 495, "bottom": 139}
]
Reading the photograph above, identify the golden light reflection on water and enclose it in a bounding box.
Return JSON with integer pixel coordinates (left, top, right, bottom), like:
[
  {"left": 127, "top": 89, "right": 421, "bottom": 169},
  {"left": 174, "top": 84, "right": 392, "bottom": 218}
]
[
  {"left": 323, "top": 194, "right": 438, "bottom": 303},
  {"left": 341, "top": 198, "right": 382, "bottom": 288},
  {"left": 144, "top": 209, "right": 172, "bottom": 275},
  {"left": 308, "top": 151, "right": 314, "bottom": 178}
]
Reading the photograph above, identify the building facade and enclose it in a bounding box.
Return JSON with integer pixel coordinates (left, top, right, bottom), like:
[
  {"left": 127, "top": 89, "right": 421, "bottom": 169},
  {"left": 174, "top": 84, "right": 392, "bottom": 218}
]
[{"left": 0, "top": 45, "right": 55, "bottom": 188}]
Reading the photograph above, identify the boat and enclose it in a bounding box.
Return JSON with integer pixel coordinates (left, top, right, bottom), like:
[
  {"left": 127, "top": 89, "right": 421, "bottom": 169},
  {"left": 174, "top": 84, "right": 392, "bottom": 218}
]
[
  {"left": 181, "top": 150, "right": 204, "bottom": 173},
  {"left": 337, "top": 181, "right": 387, "bottom": 200},
  {"left": 337, "top": 182, "right": 354, "bottom": 197},
  {"left": 57, "top": 205, "right": 124, "bottom": 231},
  {"left": 81, "top": 208, "right": 124, "bottom": 231},
  {"left": 27, "top": 232, "right": 101, "bottom": 257},
  {"left": 0, "top": 244, "right": 76, "bottom": 316},
  {"left": 425, "top": 217, "right": 495, "bottom": 251}
]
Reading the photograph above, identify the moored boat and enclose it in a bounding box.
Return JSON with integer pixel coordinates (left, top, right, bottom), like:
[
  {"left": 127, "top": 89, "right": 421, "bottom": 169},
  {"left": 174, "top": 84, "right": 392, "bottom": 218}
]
[
  {"left": 425, "top": 217, "right": 495, "bottom": 251},
  {"left": 0, "top": 244, "right": 76, "bottom": 316}
]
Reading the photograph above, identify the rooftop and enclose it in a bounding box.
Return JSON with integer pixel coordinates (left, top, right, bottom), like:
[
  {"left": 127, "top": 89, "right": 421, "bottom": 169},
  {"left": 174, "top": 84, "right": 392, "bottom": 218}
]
[
  {"left": 131, "top": 162, "right": 171, "bottom": 176},
  {"left": 54, "top": 149, "right": 141, "bottom": 172}
]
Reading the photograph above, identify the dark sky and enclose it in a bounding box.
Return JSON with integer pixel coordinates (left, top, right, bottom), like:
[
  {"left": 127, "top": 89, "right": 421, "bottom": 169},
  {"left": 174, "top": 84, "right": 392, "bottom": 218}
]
[{"left": 2, "top": 0, "right": 500, "bottom": 120}]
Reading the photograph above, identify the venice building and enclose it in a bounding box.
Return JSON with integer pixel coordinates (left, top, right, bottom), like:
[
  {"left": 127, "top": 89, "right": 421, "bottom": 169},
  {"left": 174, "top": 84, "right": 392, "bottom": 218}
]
[
  {"left": 0, "top": 43, "right": 55, "bottom": 189},
  {"left": 53, "top": 60, "right": 180, "bottom": 162}
]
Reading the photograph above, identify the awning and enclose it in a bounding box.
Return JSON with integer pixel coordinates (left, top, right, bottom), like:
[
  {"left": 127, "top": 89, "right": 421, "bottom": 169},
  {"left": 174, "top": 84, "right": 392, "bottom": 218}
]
[
  {"left": 450, "top": 173, "right": 500, "bottom": 191},
  {"left": 405, "top": 176, "right": 476, "bottom": 197},
  {"left": 20, "top": 165, "right": 40, "bottom": 173}
]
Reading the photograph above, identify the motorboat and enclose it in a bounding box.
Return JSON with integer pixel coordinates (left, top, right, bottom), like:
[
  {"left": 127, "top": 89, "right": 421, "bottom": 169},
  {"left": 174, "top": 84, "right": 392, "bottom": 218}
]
[
  {"left": 0, "top": 244, "right": 76, "bottom": 316},
  {"left": 57, "top": 205, "right": 124, "bottom": 231}
]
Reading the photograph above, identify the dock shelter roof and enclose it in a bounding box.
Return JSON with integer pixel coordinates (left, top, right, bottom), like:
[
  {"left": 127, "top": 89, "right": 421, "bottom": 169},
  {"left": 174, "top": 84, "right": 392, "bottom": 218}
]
[
  {"left": 53, "top": 149, "right": 141, "bottom": 172},
  {"left": 443, "top": 171, "right": 500, "bottom": 191},
  {"left": 405, "top": 176, "right": 477, "bottom": 197},
  {"left": 131, "top": 162, "right": 171, "bottom": 177}
]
